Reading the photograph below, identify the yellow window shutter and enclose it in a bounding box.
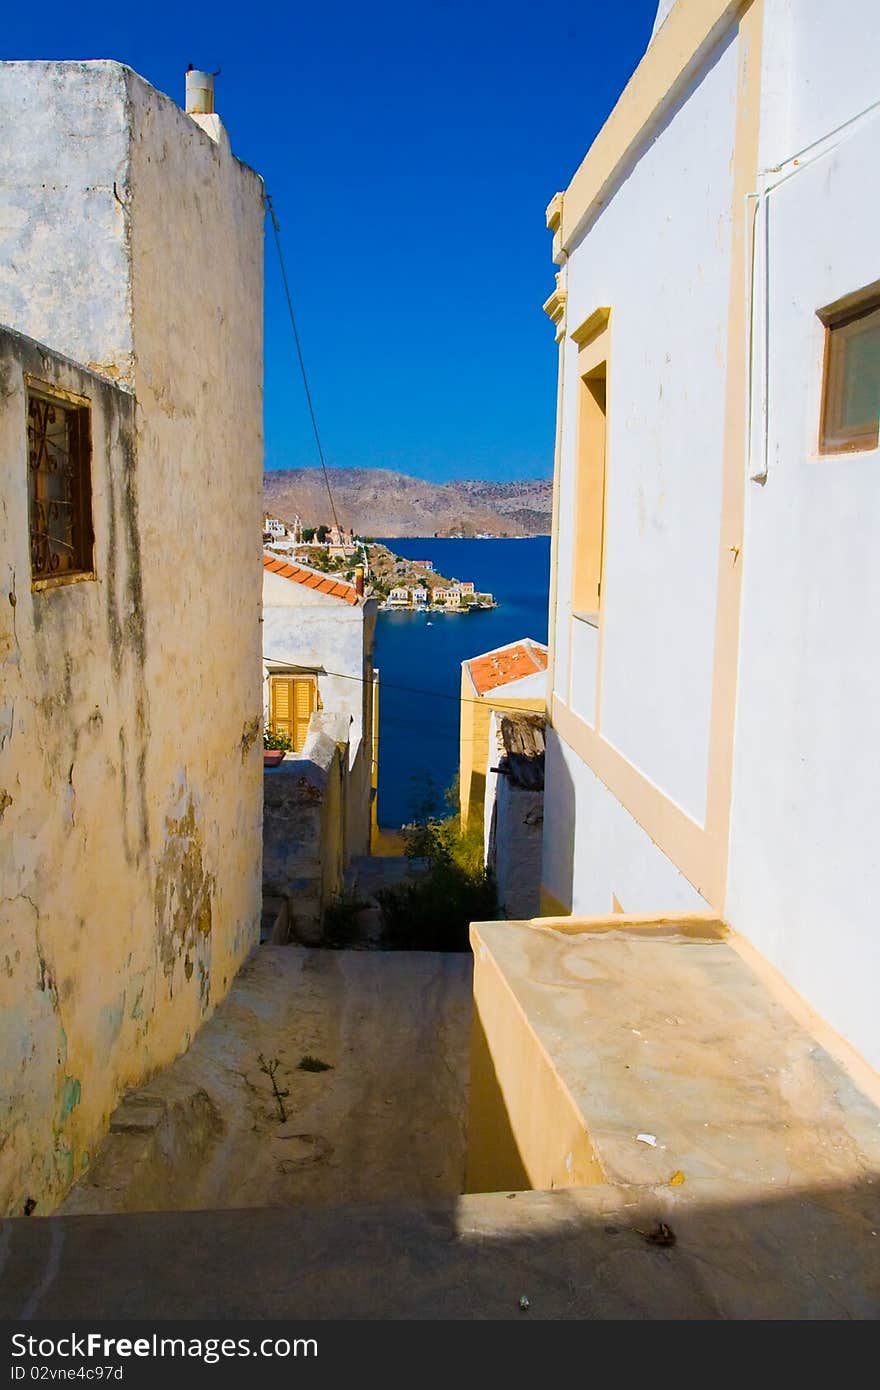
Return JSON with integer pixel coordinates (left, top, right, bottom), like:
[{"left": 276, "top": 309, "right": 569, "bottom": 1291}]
[
  {"left": 270, "top": 677, "right": 294, "bottom": 740},
  {"left": 292, "top": 677, "right": 316, "bottom": 751}
]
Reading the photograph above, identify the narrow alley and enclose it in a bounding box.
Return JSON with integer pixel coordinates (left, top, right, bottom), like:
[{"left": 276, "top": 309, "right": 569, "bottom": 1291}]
[{"left": 60, "top": 947, "right": 472, "bottom": 1215}]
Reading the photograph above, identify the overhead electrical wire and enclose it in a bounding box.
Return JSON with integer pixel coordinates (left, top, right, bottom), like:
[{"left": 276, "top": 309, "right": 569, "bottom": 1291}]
[
  {"left": 263, "top": 655, "right": 547, "bottom": 717},
  {"left": 266, "top": 191, "right": 341, "bottom": 533}
]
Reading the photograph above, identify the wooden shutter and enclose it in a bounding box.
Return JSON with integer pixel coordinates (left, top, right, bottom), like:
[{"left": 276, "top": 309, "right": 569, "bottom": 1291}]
[
  {"left": 270, "top": 677, "right": 294, "bottom": 742},
  {"left": 270, "top": 675, "right": 316, "bottom": 751},
  {"left": 292, "top": 677, "right": 316, "bottom": 751}
]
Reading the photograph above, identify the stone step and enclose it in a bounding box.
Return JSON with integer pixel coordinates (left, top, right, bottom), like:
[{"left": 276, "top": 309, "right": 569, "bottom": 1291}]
[{"left": 3, "top": 1181, "right": 879, "bottom": 1318}]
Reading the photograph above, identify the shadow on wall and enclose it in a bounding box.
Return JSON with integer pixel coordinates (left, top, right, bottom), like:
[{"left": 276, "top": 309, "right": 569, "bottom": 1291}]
[
  {"left": 543, "top": 734, "right": 576, "bottom": 911},
  {"left": 2, "top": 1177, "right": 879, "bottom": 1317}
]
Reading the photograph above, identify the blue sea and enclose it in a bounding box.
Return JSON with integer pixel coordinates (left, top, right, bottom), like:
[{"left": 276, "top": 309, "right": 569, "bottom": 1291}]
[{"left": 374, "top": 536, "right": 551, "bottom": 828}]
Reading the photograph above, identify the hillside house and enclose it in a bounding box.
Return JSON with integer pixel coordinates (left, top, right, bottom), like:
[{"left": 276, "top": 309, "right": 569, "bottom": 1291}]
[
  {"left": 0, "top": 61, "right": 264, "bottom": 1215},
  {"left": 262, "top": 556, "right": 378, "bottom": 858}
]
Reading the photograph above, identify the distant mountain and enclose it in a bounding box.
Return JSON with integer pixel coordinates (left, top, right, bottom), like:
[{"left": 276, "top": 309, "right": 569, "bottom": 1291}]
[{"left": 262, "top": 468, "right": 552, "bottom": 538}]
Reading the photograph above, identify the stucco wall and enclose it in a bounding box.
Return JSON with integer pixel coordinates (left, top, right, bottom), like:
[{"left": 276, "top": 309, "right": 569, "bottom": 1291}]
[
  {"left": 553, "top": 32, "right": 738, "bottom": 826},
  {"left": 262, "top": 716, "right": 349, "bottom": 942},
  {"left": 543, "top": 0, "right": 880, "bottom": 1072},
  {"left": 542, "top": 730, "right": 710, "bottom": 917},
  {"left": 727, "top": 0, "right": 880, "bottom": 1070},
  {"left": 0, "top": 62, "right": 264, "bottom": 1215},
  {"left": 483, "top": 712, "right": 544, "bottom": 921},
  {"left": 0, "top": 62, "right": 133, "bottom": 383}
]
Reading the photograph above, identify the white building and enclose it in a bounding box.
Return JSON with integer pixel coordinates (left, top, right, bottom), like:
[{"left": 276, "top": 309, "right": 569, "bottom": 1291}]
[
  {"left": 542, "top": 0, "right": 880, "bottom": 1071},
  {"left": 262, "top": 556, "right": 378, "bottom": 856}
]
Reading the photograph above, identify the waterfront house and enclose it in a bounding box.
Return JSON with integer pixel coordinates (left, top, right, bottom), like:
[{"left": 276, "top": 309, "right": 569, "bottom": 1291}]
[
  {"left": 433, "top": 587, "right": 462, "bottom": 608},
  {"left": 388, "top": 586, "right": 411, "bottom": 608},
  {"left": 0, "top": 62, "right": 264, "bottom": 1216},
  {"left": 411, "top": 586, "right": 428, "bottom": 607},
  {"left": 458, "top": 638, "right": 547, "bottom": 830},
  {"left": 468, "top": 0, "right": 880, "bottom": 1201}
]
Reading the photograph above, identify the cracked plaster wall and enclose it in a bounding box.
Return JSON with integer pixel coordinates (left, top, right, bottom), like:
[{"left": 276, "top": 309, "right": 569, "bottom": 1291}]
[{"left": 0, "top": 61, "right": 264, "bottom": 1214}]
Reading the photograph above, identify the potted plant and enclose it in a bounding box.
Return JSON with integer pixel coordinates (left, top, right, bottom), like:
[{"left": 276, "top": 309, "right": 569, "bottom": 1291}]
[{"left": 264, "top": 723, "right": 293, "bottom": 768}]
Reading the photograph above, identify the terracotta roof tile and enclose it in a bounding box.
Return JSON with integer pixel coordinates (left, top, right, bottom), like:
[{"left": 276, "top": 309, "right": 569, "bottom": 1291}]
[
  {"left": 263, "top": 555, "right": 359, "bottom": 605},
  {"left": 467, "top": 639, "right": 548, "bottom": 696}
]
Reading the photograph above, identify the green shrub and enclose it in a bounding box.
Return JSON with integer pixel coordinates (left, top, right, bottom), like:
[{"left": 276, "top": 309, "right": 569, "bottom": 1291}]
[{"left": 376, "top": 800, "right": 496, "bottom": 952}]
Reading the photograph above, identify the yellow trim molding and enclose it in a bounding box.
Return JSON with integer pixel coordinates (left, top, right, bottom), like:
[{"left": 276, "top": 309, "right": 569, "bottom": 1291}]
[
  {"left": 558, "top": 0, "right": 750, "bottom": 256},
  {"left": 542, "top": 273, "right": 568, "bottom": 344},
  {"left": 570, "top": 306, "right": 611, "bottom": 348}
]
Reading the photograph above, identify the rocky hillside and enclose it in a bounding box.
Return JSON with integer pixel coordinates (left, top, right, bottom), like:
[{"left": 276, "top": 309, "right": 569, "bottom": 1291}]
[{"left": 263, "top": 468, "right": 552, "bottom": 538}]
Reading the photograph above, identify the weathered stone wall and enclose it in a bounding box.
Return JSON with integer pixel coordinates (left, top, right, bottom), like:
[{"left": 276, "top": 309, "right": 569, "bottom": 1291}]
[
  {"left": 0, "top": 61, "right": 264, "bottom": 1215},
  {"left": 262, "top": 576, "right": 377, "bottom": 856},
  {"left": 262, "top": 716, "right": 350, "bottom": 943}
]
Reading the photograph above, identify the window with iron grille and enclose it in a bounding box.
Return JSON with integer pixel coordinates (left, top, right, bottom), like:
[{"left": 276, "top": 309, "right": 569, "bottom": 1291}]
[{"left": 26, "top": 382, "right": 94, "bottom": 585}]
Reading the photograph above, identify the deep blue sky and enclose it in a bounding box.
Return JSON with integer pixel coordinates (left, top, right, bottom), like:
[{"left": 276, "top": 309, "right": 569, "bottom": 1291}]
[{"left": 4, "top": 2, "right": 657, "bottom": 481}]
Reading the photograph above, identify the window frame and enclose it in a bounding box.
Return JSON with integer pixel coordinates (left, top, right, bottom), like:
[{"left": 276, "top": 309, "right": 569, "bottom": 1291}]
[
  {"left": 817, "top": 283, "right": 880, "bottom": 457},
  {"left": 570, "top": 308, "right": 611, "bottom": 627},
  {"left": 26, "top": 376, "right": 95, "bottom": 590}
]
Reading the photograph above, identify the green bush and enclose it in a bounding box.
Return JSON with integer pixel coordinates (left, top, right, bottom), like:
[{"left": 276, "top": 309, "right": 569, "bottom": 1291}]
[{"left": 376, "top": 800, "right": 496, "bottom": 952}]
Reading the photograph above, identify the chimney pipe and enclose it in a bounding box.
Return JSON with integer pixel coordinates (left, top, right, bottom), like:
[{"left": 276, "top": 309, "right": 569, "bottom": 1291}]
[
  {"left": 355, "top": 565, "right": 365, "bottom": 597},
  {"left": 185, "top": 68, "right": 215, "bottom": 115}
]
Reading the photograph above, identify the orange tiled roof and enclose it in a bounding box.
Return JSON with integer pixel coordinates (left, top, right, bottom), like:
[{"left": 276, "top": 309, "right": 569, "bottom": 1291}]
[
  {"left": 467, "top": 640, "right": 548, "bottom": 696},
  {"left": 263, "top": 555, "right": 359, "bottom": 605}
]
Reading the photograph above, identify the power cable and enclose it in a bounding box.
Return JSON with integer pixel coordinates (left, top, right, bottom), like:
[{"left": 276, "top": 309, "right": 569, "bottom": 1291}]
[
  {"left": 263, "top": 656, "right": 547, "bottom": 715},
  {"left": 266, "top": 191, "right": 341, "bottom": 533}
]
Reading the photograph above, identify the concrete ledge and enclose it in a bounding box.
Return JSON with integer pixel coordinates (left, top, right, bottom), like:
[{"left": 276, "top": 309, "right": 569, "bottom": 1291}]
[
  {"left": 467, "top": 917, "right": 880, "bottom": 1198},
  {"left": 3, "top": 1182, "right": 879, "bottom": 1319}
]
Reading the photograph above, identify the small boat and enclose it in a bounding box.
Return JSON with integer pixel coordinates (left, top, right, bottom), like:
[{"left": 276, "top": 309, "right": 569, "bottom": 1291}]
[{"left": 426, "top": 621, "right": 433, "bottom": 627}]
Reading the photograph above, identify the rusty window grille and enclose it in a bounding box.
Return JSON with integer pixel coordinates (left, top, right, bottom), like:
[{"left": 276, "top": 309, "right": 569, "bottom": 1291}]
[{"left": 27, "top": 384, "right": 94, "bottom": 583}]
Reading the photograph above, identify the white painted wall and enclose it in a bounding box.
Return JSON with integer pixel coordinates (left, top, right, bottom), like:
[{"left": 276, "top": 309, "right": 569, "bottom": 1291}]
[
  {"left": 484, "top": 710, "right": 544, "bottom": 921},
  {"left": 543, "top": 730, "right": 710, "bottom": 917},
  {"left": 555, "top": 32, "right": 738, "bottom": 828},
  {"left": 544, "top": 0, "right": 880, "bottom": 1071},
  {"left": 727, "top": 2, "right": 880, "bottom": 1070}
]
